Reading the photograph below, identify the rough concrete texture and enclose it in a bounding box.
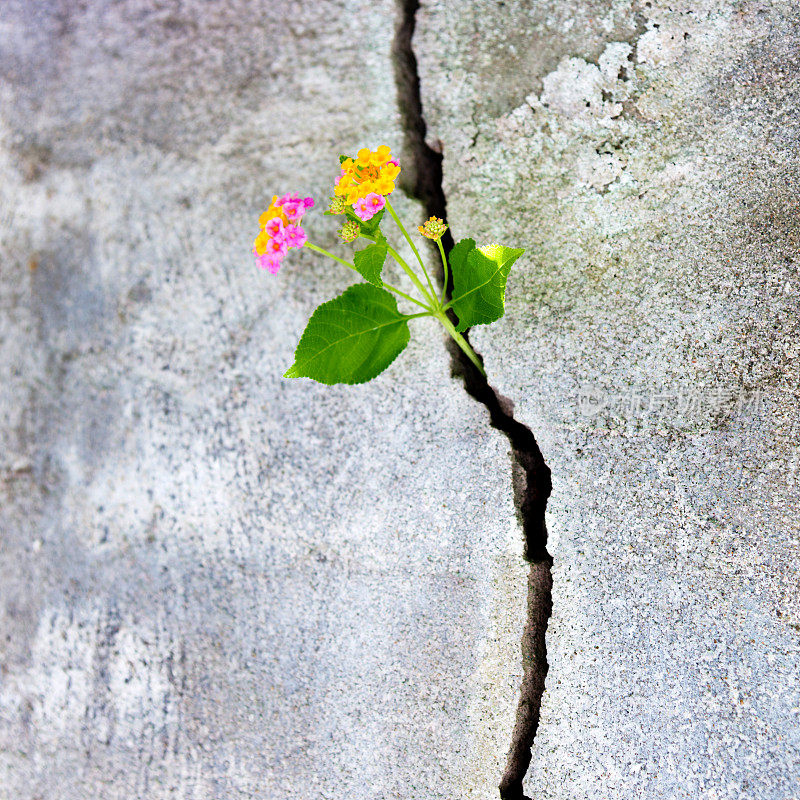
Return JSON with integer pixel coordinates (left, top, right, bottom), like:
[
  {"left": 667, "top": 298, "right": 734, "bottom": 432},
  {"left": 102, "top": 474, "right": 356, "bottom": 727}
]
[
  {"left": 416, "top": 0, "right": 800, "bottom": 797},
  {"left": 0, "top": 2, "right": 528, "bottom": 798}
]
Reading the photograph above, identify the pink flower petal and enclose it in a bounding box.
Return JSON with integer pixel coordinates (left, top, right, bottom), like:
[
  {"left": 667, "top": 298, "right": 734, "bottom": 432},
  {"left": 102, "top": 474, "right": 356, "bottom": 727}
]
[
  {"left": 265, "top": 218, "right": 284, "bottom": 237},
  {"left": 275, "top": 192, "right": 299, "bottom": 207},
  {"left": 282, "top": 224, "right": 308, "bottom": 248}
]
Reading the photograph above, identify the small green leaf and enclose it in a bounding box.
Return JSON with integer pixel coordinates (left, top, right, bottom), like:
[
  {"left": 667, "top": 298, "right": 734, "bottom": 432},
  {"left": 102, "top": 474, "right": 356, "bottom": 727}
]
[
  {"left": 338, "top": 154, "right": 351, "bottom": 164},
  {"left": 353, "top": 240, "right": 388, "bottom": 287},
  {"left": 345, "top": 206, "right": 385, "bottom": 237},
  {"left": 284, "top": 284, "right": 411, "bottom": 385},
  {"left": 450, "top": 242, "right": 524, "bottom": 332}
]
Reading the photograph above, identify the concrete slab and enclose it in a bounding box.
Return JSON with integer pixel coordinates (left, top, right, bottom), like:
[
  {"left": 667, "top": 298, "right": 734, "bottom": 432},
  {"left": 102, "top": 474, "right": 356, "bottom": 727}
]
[
  {"left": 416, "top": 1, "right": 800, "bottom": 797},
  {"left": 0, "top": 2, "right": 527, "bottom": 797}
]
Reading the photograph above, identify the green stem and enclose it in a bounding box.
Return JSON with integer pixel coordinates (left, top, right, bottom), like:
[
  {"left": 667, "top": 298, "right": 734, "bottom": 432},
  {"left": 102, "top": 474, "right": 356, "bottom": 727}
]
[
  {"left": 437, "top": 237, "right": 449, "bottom": 305},
  {"left": 361, "top": 234, "right": 439, "bottom": 309},
  {"left": 305, "top": 242, "right": 353, "bottom": 271},
  {"left": 385, "top": 245, "right": 438, "bottom": 308},
  {"left": 435, "top": 311, "right": 486, "bottom": 376},
  {"left": 382, "top": 283, "right": 433, "bottom": 312},
  {"left": 385, "top": 199, "right": 438, "bottom": 303},
  {"left": 304, "top": 242, "right": 433, "bottom": 311}
]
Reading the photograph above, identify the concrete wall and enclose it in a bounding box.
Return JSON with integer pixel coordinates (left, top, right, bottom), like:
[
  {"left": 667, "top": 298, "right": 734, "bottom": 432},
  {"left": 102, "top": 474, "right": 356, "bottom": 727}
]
[{"left": 1, "top": 1, "right": 798, "bottom": 799}]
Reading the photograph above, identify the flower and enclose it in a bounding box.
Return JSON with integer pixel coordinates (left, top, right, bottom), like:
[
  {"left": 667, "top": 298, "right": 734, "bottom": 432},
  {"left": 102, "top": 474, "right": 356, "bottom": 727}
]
[
  {"left": 265, "top": 217, "right": 284, "bottom": 237},
  {"left": 281, "top": 195, "right": 315, "bottom": 223},
  {"left": 327, "top": 196, "right": 347, "bottom": 215},
  {"left": 253, "top": 229, "right": 271, "bottom": 256},
  {"left": 275, "top": 192, "right": 314, "bottom": 210},
  {"left": 265, "top": 236, "right": 288, "bottom": 258},
  {"left": 257, "top": 253, "right": 284, "bottom": 274},
  {"left": 418, "top": 216, "right": 448, "bottom": 241},
  {"left": 334, "top": 145, "right": 400, "bottom": 205},
  {"left": 339, "top": 220, "right": 360, "bottom": 243},
  {"left": 353, "top": 191, "right": 386, "bottom": 222},
  {"left": 253, "top": 193, "right": 312, "bottom": 273},
  {"left": 280, "top": 224, "right": 308, "bottom": 248}
]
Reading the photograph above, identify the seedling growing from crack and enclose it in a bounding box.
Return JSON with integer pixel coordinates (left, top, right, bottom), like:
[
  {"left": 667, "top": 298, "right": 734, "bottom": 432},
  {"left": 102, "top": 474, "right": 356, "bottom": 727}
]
[{"left": 252, "top": 145, "right": 523, "bottom": 384}]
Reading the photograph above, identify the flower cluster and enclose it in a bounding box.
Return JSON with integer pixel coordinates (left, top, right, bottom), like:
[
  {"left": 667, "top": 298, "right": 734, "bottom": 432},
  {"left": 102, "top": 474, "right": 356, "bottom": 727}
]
[
  {"left": 334, "top": 145, "right": 400, "bottom": 222},
  {"left": 253, "top": 193, "right": 314, "bottom": 273},
  {"left": 339, "top": 220, "right": 360, "bottom": 243},
  {"left": 418, "top": 216, "right": 448, "bottom": 241}
]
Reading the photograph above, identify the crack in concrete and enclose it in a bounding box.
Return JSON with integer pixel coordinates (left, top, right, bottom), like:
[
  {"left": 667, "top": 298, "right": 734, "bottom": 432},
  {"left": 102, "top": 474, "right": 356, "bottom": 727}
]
[{"left": 391, "top": 3, "right": 553, "bottom": 798}]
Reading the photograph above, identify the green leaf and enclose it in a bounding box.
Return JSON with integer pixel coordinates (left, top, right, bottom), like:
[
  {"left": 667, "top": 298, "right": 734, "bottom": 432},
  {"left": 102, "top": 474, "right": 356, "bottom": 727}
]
[
  {"left": 284, "top": 284, "right": 411, "bottom": 385},
  {"left": 352, "top": 240, "right": 388, "bottom": 287},
  {"left": 449, "top": 242, "right": 524, "bottom": 332},
  {"left": 338, "top": 153, "right": 351, "bottom": 164},
  {"left": 345, "top": 206, "right": 385, "bottom": 237}
]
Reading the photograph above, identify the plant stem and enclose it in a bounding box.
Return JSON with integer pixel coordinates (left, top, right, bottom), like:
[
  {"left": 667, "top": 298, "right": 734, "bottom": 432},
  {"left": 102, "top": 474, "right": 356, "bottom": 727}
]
[
  {"left": 304, "top": 242, "right": 432, "bottom": 311},
  {"left": 385, "top": 199, "right": 438, "bottom": 303},
  {"left": 361, "top": 234, "right": 439, "bottom": 309},
  {"left": 434, "top": 312, "right": 486, "bottom": 376},
  {"left": 437, "top": 237, "right": 449, "bottom": 305},
  {"left": 385, "top": 245, "right": 438, "bottom": 308},
  {"left": 382, "top": 282, "right": 433, "bottom": 312},
  {"left": 305, "top": 242, "right": 353, "bottom": 271}
]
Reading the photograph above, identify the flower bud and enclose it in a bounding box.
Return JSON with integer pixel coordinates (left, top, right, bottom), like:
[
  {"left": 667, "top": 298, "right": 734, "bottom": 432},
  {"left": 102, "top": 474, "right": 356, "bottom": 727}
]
[
  {"left": 339, "top": 220, "right": 360, "bottom": 243},
  {"left": 418, "top": 216, "right": 448, "bottom": 241},
  {"left": 327, "top": 196, "right": 347, "bottom": 215}
]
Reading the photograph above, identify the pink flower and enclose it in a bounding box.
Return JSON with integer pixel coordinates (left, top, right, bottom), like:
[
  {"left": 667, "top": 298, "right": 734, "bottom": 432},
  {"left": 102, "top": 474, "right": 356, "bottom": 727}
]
[
  {"left": 280, "top": 224, "right": 308, "bottom": 249},
  {"left": 282, "top": 196, "right": 314, "bottom": 222},
  {"left": 365, "top": 192, "right": 385, "bottom": 215},
  {"left": 352, "top": 192, "right": 385, "bottom": 221},
  {"left": 276, "top": 194, "right": 314, "bottom": 223},
  {"left": 275, "top": 192, "right": 299, "bottom": 206},
  {"left": 265, "top": 236, "right": 288, "bottom": 258},
  {"left": 265, "top": 218, "right": 284, "bottom": 237},
  {"left": 255, "top": 251, "right": 284, "bottom": 274},
  {"left": 353, "top": 196, "right": 371, "bottom": 221}
]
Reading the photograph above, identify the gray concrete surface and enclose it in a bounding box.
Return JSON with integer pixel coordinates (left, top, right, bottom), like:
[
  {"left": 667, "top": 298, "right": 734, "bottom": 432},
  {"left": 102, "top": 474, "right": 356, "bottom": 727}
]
[
  {"left": 416, "top": 0, "right": 800, "bottom": 797},
  {"left": 0, "top": 2, "right": 524, "bottom": 798},
  {"left": 2, "top": 0, "right": 800, "bottom": 799}
]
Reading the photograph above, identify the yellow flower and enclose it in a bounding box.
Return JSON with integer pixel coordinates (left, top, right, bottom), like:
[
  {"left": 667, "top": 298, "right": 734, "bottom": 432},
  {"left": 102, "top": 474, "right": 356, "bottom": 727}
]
[
  {"left": 373, "top": 144, "right": 392, "bottom": 165},
  {"left": 373, "top": 175, "right": 395, "bottom": 195},
  {"left": 253, "top": 230, "right": 270, "bottom": 255},
  {"left": 381, "top": 162, "right": 400, "bottom": 181}
]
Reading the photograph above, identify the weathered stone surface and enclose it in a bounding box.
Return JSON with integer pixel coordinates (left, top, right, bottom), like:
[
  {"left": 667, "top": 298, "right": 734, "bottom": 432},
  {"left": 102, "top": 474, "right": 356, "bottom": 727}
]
[
  {"left": 0, "top": 2, "right": 525, "bottom": 798},
  {"left": 417, "top": 0, "right": 800, "bottom": 797}
]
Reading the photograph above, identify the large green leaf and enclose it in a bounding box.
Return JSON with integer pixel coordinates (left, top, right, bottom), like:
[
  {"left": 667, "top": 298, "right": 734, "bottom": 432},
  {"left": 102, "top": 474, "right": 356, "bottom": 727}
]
[
  {"left": 352, "top": 239, "right": 388, "bottom": 287},
  {"left": 449, "top": 241, "right": 524, "bottom": 331},
  {"left": 284, "top": 283, "right": 410, "bottom": 385}
]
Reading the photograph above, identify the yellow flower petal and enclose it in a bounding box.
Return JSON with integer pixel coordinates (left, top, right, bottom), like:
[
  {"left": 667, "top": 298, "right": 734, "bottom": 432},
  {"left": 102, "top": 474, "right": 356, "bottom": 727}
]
[
  {"left": 381, "top": 162, "right": 400, "bottom": 181},
  {"left": 254, "top": 230, "right": 270, "bottom": 255},
  {"left": 374, "top": 177, "right": 395, "bottom": 195}
]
